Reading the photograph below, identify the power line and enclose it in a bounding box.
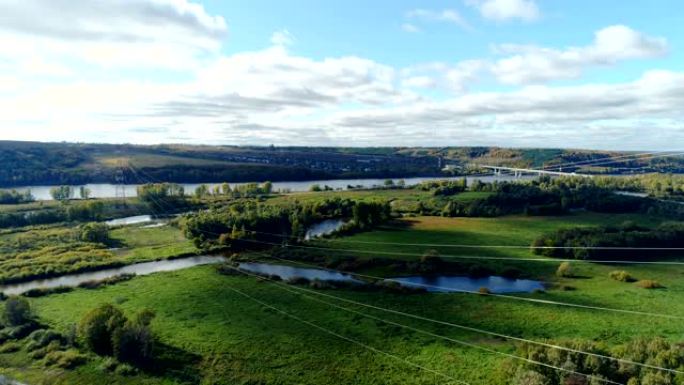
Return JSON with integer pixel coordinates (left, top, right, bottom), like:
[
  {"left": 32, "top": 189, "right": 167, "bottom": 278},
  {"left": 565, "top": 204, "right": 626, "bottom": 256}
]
[
  {"left": 235, "top": 226, "right": 684, "bottom": 253},
  {"left": 255, "top": 252, "right": 684, "bottom": 320},
  {"left": 539, "top": 151, "right": 684, "bottom": 172},
  {"left": 235, "top": 237, "right": 684, "bottom": 266},
  {"left": 228, "top": 266, "right": 629, "bottom": 384},
  {"left": 232, "top": 263, "right": 682, "bottom": 377},
  {"left": 224, "top": 283, "right": 470, "bottom": 385}
]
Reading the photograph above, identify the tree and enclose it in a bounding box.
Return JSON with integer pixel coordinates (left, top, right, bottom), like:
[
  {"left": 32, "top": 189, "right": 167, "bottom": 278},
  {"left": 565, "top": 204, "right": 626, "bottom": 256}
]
[
  {"left": 79, "top": 186, "right": 91, "bottom": 200},
  {"left": 50, "top": 186, "right": 73, "bottom": 202},
  {"left": 384, "top": 179, "right": 394, "bottom": 187},
  {"left": 113, "top": 309, "right": 156, "bottom": 365},
  {"left": 195, "top": 184, "right": 209, "bottom": 198},
  {"left": 4, "top": 296, "right": 32, "bottom": 326},
  {"left": 263, "top": 181, "right": 273, "bottom": 194},
  {"left": 79, "top": 222, "right": 110, "bottom": 244},
  {"left": 78, "top": 304, "right": 126, "bottom": 356},
  {"left": 309, "top": 184, "right": 322, "bottom": 192},
  {"left": 556, "top": 262, "right": 573, "bottom": 278},
  {"left": 221, "top": 183, "right": 231, "bottom": 195}
]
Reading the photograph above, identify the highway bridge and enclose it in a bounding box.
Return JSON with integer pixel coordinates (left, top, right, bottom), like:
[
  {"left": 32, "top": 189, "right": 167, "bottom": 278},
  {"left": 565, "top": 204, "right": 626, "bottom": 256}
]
[{"left": 478, "top": 165, "right": 593, "bottom": 178}]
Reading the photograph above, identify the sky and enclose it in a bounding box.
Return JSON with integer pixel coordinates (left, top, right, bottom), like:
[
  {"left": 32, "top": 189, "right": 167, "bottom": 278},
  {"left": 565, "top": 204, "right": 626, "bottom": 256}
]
[{"left": 0, "top": 0, "right": 682, "bottom": 150}]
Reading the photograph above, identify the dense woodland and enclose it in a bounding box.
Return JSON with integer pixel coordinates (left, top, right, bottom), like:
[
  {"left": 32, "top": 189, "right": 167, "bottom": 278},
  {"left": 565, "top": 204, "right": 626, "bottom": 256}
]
[{"left": 3, "top": 141, "right": 684, "bottom": 187}]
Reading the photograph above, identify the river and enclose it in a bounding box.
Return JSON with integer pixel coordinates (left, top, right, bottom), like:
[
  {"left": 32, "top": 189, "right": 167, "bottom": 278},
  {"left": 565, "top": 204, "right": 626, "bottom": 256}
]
[
  {"left": 0, "top": 256, "right": 226, "bottom": 296},
  {"left": 6, "top": 175, "right": 535, "bottom": 201}
]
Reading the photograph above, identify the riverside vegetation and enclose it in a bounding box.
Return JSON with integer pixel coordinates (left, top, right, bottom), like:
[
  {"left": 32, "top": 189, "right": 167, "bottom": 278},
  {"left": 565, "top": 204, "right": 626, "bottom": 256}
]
[{"left": 0, "top": 175, "right": 683, "bottom": 384}]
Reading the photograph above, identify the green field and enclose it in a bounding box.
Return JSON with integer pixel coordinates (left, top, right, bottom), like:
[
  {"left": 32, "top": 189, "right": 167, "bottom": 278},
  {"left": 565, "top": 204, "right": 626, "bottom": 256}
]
[
  {"left": 1, "top": 213, "right": 683, "bottom": 384},
  {"left": 0, "top": 224, "right": 198, "bottom": 284}
]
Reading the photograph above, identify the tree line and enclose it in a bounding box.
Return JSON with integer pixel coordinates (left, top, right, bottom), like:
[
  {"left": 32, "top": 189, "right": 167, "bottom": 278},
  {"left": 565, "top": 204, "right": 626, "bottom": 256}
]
[
  {"left": 532, "top": 221, "right": 684, "bottom": 260},
  {"left": 182, "top": 198, "right": 391, "bottom": 250}
]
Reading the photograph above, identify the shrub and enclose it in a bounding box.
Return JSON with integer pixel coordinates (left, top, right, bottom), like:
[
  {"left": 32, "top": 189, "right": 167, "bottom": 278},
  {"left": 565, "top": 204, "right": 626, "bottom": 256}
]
[
  {"left": 113, "top": 309, "right": 156, "bottom": 366},
  {"left": 3, "top": 296, "right": 32, "bottom": 326},
  {"left": 98, "top": 357, "right": 119, "bottom": 372},
  {"left": 44, "top": 349, "right": 88, "bottom": 369},
  {"left": 468, "top": 264, "right": 494, "bottom": 278},
  {"left": 0, "top": 342, "right": 20, "bottom": 353},
  {"left": 478, "top": 287, "right": 492, "bottom": 295},
  {"left": 114, "top": 362, "right": 138, "bottom": 376},
  {"left": 79, "top": 222, "right": 111, "bottom": 244},
  {"left": 27, "top": 329, "right": 65, "bottom": 351},
  {"left": 635, "top": 280, "right": 663, "bottom": 289},
  {"left": 78, "top": 304, "right": 126, "bottom": 356},
  {"left": 287, "top": 277, "right": 310, "bottom": 285},
  {"left": 556, "top": 262, "right": 573, "bottom": 278},
  {"left": 609, "top": 270, "right": 636, "bottom": 282},
  {"left": 22, "top": 286, "right": 73, "bottom": 298}
]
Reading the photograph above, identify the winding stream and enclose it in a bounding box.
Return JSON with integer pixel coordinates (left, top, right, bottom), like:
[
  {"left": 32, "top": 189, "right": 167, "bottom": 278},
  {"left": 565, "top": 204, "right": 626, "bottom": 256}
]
[{"left": 0, "top": 255, "right": 226, "bottom": 296}]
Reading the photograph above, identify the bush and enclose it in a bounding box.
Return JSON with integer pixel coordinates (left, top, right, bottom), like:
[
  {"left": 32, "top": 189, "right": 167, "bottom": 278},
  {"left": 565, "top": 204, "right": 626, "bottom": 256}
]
[
  {"left": 44, "top": 349, "right": 88, "bottom": 369},
  {"left": 27, "top": 329, "right": 65, "bottom": 351},
  {"left": 3, "top": 296, "right": 32, "bottom": 326},
  {"left": 113, "top": 309, "right": 156, "bottom": 366},
  {"left": 0, "top": 342, "right": 20, "bottom": 353},
  {"left": 286, "top": 277, "right": 311, "bottom": 285},
  {"left": 556, "top": 262, "right": 573, "bottom": 278},
  {"left": 114, "top": 362, "right": 138, "bottom": 376},
  {"left": 609, "top": 270, "right": 636, "bottom": 282},
  {"left": 98, "top": 357, "right": 119, "bottom": 372},
  {"left": 478, "top": 287, "right": 492, "bottom": 295},
  {"left": 77, "top": 274, "right": 136, "bottom": 290},
  {"left": 78, "top": 304, "right": 126, "bottom": 356},
  {"left": 78, "top": 304, "right": 156, "bottom": 367},
  {"left": 79, "top": 222, "right": 111, "bottom": 245},
  {"left": 635, "top": 280, "right": 663, "bottom": 289},
  {"left": 22, "top": 286, "right": 73, "bottom": 298}
]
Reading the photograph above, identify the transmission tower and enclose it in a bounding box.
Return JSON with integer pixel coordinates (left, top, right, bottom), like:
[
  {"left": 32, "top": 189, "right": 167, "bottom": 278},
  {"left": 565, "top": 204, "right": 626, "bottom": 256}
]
[{"left": 115, "top": 159, "right": 128, "bottom": 207}]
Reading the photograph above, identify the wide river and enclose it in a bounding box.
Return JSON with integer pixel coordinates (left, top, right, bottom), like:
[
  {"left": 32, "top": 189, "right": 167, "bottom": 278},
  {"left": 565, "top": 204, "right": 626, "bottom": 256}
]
[{"left": 6, "top": 175, "right": 535, "bottom": 201}]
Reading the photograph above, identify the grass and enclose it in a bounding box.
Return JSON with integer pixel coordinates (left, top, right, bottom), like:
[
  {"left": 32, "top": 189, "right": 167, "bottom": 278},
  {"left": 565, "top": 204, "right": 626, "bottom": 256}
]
[
  {"left": 0, "top": 224, "right": 198, "bottom": 284},
  {"left": 1, "top": 256, "right": 682, "bottom": 384},
  {"left": 1, "top": 211, "right": 683, "bottom": 384}
]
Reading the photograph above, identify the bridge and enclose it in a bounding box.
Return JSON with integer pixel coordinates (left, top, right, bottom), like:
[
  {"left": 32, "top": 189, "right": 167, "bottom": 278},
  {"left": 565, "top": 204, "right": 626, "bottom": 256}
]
[{"left": 478, "top": 165, "right": 593, "bottom": 178}]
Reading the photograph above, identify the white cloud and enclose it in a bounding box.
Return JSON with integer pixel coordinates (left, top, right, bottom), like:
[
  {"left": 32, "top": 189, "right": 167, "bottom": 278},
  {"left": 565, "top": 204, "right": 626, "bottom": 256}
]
[
  {"left": 0, "top": 1, "right": 678, "bottom": 150},
  {"left": 491, "top": 25, "right": 668, "bottom": 84},
  {"left": 401, "top": 23, "right": 421, "bottom": 33},
  {"left": 465, "top": 0, "right": 540, "bottom": 22},
  {"left": 324, "top": 70, "right": 684, "bottom": 148},
  {"left": 271, "top": 29, "right": 295, "bottom": 46},
  {"left": 0, "top": 0, "right": 227, "bottom": 72},
  {"left": 406, "top": 9, "right": 472, "bottom": 30},
  {"left": 402, "top": 76, "right": 435, "bottom": 88}
]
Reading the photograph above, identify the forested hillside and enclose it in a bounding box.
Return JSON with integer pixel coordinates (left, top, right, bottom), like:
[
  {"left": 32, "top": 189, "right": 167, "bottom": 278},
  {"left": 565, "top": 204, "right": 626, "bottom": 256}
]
[{"left": 2, "top": 141, "right": 683, "bottom": 187}]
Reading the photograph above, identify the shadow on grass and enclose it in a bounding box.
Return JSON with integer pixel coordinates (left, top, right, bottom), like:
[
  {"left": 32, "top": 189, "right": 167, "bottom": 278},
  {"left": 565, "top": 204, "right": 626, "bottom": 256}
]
[{"left": 145, "top": 342, "right": 202, "bottom": 383}]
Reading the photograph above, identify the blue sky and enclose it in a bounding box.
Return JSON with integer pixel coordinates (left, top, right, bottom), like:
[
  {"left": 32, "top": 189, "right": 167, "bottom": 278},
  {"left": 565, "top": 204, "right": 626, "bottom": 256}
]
[{"left": 0, "top": 0, "right": 682, "bottom": 149}]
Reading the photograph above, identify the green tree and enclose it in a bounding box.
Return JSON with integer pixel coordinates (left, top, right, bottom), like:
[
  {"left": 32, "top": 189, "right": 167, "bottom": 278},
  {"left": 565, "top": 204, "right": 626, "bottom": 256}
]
[
  {"left": 50, "top": 186, "right": 73, "bottom": 202},
  {"left": 79, "top": 186, "right": 91, "bottom": 200},
  {"left": 4, "top": 296, "right": 32, "bottom": 326},
  {"left": 79, "top": 222, "right": 110, "bottom": 244},
  {"left": 113, "top": 309, "right": 156, "bottom": 366},
  {"left": 78, "top": 304, "right": 126, "bottom": 356}
]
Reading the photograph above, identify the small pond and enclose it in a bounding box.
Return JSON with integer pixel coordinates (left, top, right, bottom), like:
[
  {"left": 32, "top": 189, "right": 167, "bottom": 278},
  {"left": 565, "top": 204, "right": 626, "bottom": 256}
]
[
  {"left": 0, "top": 255, "right": 227, "bottom": 296},
  {"left": 388, "top": 275, "right": 545, "bottom": 294},
  {"left": 305, "top": 219, "right": 348, "bottom": 240},
  {"left": 236, "top": 262, "right": 544, "bottom": 294},
  {"left": 238, "top": 262, "right": 362, "bottom": 283},
  {"left": 105, "top": 215, "right": 153, "bottom": 227}
]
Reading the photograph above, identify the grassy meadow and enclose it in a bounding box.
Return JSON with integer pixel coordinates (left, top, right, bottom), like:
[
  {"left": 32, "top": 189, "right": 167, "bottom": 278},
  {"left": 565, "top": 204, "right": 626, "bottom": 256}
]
[{"left": 2, "top": 212, "right": 684, "bottom": 384}]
